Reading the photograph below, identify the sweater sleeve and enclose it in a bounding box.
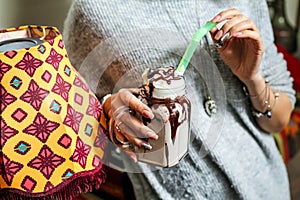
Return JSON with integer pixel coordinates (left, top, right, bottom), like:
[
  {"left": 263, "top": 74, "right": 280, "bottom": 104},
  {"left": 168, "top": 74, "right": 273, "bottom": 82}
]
[{"left": 252, "top": 1, "right": 296, "bottom": 107}]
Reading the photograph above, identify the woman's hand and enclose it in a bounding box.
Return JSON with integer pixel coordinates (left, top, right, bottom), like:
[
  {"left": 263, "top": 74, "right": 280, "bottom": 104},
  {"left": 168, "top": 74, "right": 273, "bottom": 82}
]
[
  {"left": 210, "top": 8, "right": 264, "bottom": 83},
  {"left": 102, "top": 88, "right": 157, "bottom": 162},
  {"left": 210, "top": 9, "right": 293, "bottom": 133}
]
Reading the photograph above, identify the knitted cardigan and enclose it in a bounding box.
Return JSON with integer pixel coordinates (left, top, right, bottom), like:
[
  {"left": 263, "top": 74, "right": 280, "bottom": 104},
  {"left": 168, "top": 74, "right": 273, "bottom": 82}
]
[{"left": 63, "top": 0, "right": 295, "bottom": 199}]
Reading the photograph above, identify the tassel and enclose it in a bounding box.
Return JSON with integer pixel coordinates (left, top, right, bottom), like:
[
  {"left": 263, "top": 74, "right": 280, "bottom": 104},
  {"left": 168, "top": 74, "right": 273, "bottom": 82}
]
[{"left": 0, "top": 166, "right": 106, "bottom": 200}]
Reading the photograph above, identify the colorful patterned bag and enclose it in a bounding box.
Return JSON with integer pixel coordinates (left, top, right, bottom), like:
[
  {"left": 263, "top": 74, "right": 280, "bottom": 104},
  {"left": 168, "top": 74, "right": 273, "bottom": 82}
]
[{"left": 0, "top": 25, "right": 108, "bottom": 199}]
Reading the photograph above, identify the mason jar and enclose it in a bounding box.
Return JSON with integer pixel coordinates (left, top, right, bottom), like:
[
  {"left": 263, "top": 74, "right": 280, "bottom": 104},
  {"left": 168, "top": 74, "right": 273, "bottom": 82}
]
[{"left": 136, "top": 67, "right": 191, "bottom": 167}]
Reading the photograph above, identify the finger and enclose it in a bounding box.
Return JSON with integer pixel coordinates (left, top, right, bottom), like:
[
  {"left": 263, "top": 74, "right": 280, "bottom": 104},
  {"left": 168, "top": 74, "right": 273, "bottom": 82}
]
[
  {"left": 211, "top": 8, "right": 242, "bottom": 23},
  {"left": 223, "top": 18, "right": 258, "bottom": 36},
  {"left": 232, "top": 30, "right": 264, "bottom": 50},
  {"left": 214, "top": 15, "right": 249, "bottom": 41},
  {"left": 113, "top": 121, "right": 153, "bottom": 151},
  {"left": 116, "top": 111, "right": 158, "bottom": 140},
  {"left": 118, "top": 89, "right": 154, "bottom": 119},
  {"left": 209, "top": 26, "right": 220, "bottom": 40}
]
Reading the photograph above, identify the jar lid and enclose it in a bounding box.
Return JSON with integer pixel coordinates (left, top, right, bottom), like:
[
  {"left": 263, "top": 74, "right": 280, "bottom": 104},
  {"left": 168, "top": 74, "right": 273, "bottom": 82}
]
[{"left": 0, "top": 38, "right": 43, "bottom": 52}]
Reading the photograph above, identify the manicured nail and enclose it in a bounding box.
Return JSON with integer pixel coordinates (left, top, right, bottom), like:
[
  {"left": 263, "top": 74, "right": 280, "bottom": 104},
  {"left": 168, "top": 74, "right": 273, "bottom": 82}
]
[
  {"left": 233, "top": 32, "right": 243, "bottom": 37},
  {"left": 215, "top": 30, "right": 223, "bottom": 40},
  {"left": 141, "top": 143, "right": 152, "bottom": 150},
  {"left": 130, "top": 154, "right": 137, "bottom": 162},
  {"left": 147, "top": 132, "right": 158, "bottom": 140},
  {"left": 142, "top": 110, "right": 154, "bottom": 119},
  {"left": 212, "top": 15, "right": 221, "bottom": 22}
]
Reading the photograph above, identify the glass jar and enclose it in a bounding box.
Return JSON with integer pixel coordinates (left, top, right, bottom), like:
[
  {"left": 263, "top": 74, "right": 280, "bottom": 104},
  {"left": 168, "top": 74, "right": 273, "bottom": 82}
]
[{"left": 136, "top": 67, "right": 191, "bottom": 167}]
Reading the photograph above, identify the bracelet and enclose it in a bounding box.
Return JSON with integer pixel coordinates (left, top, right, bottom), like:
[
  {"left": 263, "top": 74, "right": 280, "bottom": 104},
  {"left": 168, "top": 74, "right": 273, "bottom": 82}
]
[
  {"left": 100, "top": 93, "right": 112, "bottom": 105},
  {"left": 252, "top": 91, "right": 280, "bottom": 118},
  {"left": 243, "top": 80, "right": 268, "bottom": 98}
]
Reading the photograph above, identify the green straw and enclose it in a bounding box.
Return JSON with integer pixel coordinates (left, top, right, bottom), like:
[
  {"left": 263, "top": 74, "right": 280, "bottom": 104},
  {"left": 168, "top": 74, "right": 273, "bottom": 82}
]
[{"left": 175, "top": 21, "right": 217, "bottom": 76}]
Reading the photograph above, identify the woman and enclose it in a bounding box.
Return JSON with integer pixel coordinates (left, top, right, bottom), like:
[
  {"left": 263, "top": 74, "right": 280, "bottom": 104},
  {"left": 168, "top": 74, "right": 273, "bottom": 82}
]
[{"left": 63, "top": 1, "right": 295, "bottom": 199}]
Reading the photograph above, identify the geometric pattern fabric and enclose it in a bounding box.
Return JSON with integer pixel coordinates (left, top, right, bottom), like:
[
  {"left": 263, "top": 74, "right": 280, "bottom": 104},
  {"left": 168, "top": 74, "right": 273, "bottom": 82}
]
[{"left": 0, "top": 25, "right": 108, "bottom": 198}]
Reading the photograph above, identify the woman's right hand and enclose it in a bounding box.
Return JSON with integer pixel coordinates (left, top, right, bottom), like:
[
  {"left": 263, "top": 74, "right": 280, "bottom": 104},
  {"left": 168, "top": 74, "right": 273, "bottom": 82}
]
[{"left": 102, "top": 88, "right": 158, "bottom": 162}]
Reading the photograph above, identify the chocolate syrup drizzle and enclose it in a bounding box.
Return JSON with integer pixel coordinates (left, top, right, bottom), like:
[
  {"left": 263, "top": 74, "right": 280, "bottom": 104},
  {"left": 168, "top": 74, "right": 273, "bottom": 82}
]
[{"left": 141, "top": 67, "right": 191, "bottom": 142}]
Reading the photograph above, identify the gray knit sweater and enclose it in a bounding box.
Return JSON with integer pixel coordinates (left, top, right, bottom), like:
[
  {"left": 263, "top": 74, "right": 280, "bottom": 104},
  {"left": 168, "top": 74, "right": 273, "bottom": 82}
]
[{"left": 63, "top": 1, "right": 295, "bottom": 199}]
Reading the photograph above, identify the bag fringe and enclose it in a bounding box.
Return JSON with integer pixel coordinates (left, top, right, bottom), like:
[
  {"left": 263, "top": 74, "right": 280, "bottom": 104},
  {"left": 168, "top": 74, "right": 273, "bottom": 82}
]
[{"left": 0, "top": 166, "right": 107, "bottom": 200}]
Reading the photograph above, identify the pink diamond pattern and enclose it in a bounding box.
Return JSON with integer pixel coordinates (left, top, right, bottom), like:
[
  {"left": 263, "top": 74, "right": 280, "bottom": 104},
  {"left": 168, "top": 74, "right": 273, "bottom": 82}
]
[
  {"left": 1, "top": 119, "right": 18, "bottom": 147},
  {"left": 41, "top": 70, "right": 52, "bottom": 83},
  {"left": 74, "top": 93, "right": 83, "bottom": 105},
  {"left": 28, "top": 145, "right": 66, "bottom": 179},
  {"left": 0, "top": 61, "right": 12, "bottom": 80},
  {"left": 4, "top": 50, "right": 17, "bottom": 59},
  {"left": 94, "top": 125, "right": 108, "bottom": 149},
  {"left": 1, "top": 86, "right": 17, "bottom": 111},
  {"left": 63, "top": 104, "right": 83, "bottom": 134},
  {"left": 51, "top": 74, "right": 71, "bottom": 102},
  {"left": 1, "top": 154, "right": 23, "bottom": 186},
  {"left": 92, "top": 155, "right": 103, "bottom": 168},
  {"left": 48, "top": 39, "right": 55, "bottom": 46},
  {"left": 70, "top": 137, "right": 91, "bottom": 169},
  {"left": 74, "top": 76, "right": 89, "bottom": 92},
  {"left": 46, "top": 48, "right": 63, "bottom": 70},
  {"left": 58, "top": 134, "right": 72, "bottom": 148},
  {"left": 11, "top": 108, "right": 28, "bottom": 122},
  {"left": 21, "top": 176, "right": 37, "bottom": 192},
  {"left": 20, "top": 79, "right": 49, "bottom": 111},
  {"left": 86, "top": 94, "right": 102, "bottom": 119},
  {"left": 15, "top": 52, "right": 43, "bottom": 76},
  {"left": 23, "top": 113, "right": 60, "bottom": 143},
  {"left": 58, "top": 39, "right": 64, "bottom": 49},
  {"left": 44, "top": 181, "right": 54, "bottom": 192}
]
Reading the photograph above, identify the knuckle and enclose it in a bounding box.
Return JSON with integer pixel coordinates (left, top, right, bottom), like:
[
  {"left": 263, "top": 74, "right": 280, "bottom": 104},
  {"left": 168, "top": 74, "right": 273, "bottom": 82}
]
[
  {"left": 121, "top": 114, "right": 134, "bottom": 124},
  {"left": 231, "top": 8, "right": 239, "bottom": 13}
]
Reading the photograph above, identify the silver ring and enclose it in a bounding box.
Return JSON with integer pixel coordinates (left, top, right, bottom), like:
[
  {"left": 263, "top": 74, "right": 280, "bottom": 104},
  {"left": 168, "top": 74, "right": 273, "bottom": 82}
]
[
  {"left": 115, "top": 121, "right": 123, "bottom": 133},
  {"left": 123, "top": 142, "right": 135, "bottom": 152},
  {"left": 215, "top": 32, "right": 230, "bottom": 48}
]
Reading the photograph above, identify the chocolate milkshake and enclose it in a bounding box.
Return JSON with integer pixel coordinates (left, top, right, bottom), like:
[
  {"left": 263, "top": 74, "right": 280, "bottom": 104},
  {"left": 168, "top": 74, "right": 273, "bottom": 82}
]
[{"left": 136, "top": 66, "right": 191, "bottom": 167}]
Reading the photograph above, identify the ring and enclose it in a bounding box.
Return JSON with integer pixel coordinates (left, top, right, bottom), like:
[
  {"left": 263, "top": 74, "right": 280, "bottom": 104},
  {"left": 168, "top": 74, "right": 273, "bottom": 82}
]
[
  {"left": 215, "top": 32, "right": 230, "bottom": 48},
  {"left": 123, "top": 142, "right": 135, "bottom": 151},
  {"left": 112, "top": 130, "right": 135, "bottom": 152},
  {"left": 108, "top": 120, "right": 135, "bottom": 152},
  {"left": 115, "top": 121, "right": 123, "bottom": 133}
]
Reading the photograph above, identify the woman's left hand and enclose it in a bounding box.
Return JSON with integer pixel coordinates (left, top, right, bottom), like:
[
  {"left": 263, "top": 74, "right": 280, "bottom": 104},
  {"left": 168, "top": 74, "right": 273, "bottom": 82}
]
[{"left": 210, "top": 8, "right": 264, "bottom": 83}]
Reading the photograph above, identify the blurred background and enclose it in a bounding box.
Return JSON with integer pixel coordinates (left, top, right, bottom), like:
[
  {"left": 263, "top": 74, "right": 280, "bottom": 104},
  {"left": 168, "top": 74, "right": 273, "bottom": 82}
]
[
  {"left": 0, "top": 0, "right": 300, "bottom": 199},
  {"left": 0, "top": 0, "right": 73, "bottom": 31}
]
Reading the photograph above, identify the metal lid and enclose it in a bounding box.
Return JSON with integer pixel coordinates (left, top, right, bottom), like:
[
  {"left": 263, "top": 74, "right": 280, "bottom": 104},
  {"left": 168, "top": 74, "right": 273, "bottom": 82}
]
[{"left": 0, "top": 38, "right": 43, "bottom": 52}]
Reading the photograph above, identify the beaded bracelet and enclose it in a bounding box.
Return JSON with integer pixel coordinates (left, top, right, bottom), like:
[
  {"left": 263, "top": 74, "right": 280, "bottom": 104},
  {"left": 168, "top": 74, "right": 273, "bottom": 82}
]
[{"left": 252, "top": 91, "right": 280, "bottom": 118}]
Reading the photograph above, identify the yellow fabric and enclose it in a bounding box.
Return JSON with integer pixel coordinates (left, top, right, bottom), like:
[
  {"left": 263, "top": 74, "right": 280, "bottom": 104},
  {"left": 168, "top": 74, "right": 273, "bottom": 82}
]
[{"left": 0, "top": 26, "right": 107, "bottom": 196}]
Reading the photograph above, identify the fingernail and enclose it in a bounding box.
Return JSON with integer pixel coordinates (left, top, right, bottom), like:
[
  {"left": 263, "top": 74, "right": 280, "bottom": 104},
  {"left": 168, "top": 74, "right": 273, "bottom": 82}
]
[
  {"left": 147, "top": 132, "right": 158, "bottom": 140},
  {"left": 215, "top": 30, "right": 223, "bottom": 40},
  {"left": 233, "top": 32, "right": 242, "bottom": 36},
  {"left": 212, "top": 15, "right": 221, "bottom": 22},
  {"left": 130, "top": 154, "right": 137, "bottom": 162},
  {"left": 141, "top": 143, "right": 152, "bottom": 150},
  {"left": 142, "top": 110, "right": 154, "bottom": 119}
]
